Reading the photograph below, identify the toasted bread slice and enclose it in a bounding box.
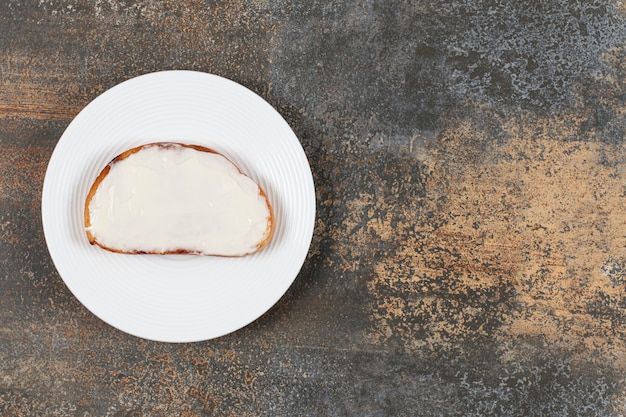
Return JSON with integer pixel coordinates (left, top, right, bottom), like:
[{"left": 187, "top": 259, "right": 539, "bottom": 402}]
[{"left": 84, "top": 142, "right": 274, "bottom": 256}]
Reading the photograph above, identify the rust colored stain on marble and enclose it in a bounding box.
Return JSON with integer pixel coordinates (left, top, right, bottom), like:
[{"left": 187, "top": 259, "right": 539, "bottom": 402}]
[{"left": 364, "top": 110, "right": 626, "bottom": 362}]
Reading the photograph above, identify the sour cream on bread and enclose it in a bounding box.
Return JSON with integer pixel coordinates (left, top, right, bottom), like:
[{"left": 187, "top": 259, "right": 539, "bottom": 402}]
[{"left": 85, "top": 143, "right": 273, "bottom": 256}]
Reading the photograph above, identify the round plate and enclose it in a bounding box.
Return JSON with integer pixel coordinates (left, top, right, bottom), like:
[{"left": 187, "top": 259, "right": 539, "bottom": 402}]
[{"left": 42, "top": 71, "right": 315, "bottom": 343}]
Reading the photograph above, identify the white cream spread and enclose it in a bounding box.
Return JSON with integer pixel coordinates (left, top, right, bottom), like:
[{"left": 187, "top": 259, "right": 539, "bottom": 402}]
[{"left": 87, "top": 144, "right": 271, "bottom": 256}]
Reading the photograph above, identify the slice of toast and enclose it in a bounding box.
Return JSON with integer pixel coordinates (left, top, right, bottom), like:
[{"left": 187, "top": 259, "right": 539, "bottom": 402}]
[{"left": 84, "top": 142, "right": 274, "bottom": 256}]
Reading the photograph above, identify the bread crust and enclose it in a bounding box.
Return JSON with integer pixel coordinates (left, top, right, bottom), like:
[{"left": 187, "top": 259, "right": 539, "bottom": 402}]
[{"left": 84, "top": 142, "right": 274, "bottom": 256}]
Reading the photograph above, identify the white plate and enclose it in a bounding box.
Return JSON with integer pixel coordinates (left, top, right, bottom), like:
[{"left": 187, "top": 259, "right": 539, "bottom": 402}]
[{"left": 42, "top": 71, "right": 315, "bottom": 343}]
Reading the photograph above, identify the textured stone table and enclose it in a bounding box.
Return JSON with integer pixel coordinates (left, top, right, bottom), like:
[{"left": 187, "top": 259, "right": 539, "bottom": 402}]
[{"left": 1, "top": 1, "right": 626, "bottom": 416}]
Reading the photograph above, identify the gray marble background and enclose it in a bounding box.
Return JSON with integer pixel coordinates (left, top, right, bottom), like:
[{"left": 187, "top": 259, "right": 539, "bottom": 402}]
[{"left": 2, "top": 1, "right": 626, "bottom": 415}]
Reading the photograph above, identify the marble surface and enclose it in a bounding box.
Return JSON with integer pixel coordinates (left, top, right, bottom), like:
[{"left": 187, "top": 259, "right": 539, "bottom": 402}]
[{"left": 1, "top": 1, "right": 626, "bottom": 415}]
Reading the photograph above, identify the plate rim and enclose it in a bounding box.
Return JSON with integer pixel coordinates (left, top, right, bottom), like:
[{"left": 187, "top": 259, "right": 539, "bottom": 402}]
[{"left": 41, "top": 70, "right": 316, "bottom": 343}]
